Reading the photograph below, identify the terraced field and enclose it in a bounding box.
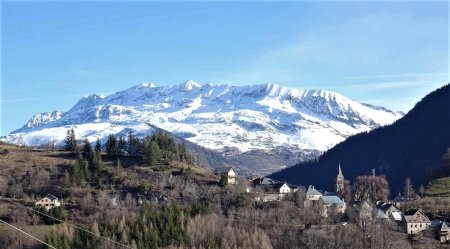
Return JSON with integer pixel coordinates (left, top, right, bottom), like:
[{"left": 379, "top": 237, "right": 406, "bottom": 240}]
[{"left": 425, "top": 177, "right": 450, "bottom": 197}]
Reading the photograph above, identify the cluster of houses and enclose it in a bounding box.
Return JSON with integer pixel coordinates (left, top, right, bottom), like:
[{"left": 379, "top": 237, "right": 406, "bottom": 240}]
[
  {"left": 214, "top": 164, "right": 450, "bottom": 243},
  {"left": 215, "top": 164, "right": 347, "bottom": 217},
  {"left": 34, "top": 164, "right": 449, "bottom": 244}
]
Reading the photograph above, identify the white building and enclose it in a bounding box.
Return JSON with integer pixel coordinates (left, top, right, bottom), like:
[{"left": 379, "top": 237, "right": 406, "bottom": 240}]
[
  {"left": 403, "top": 209, "right": 431, "bottom": 234},
  {"left": 35, "top": 194, "right": 61, "bottom": 211},
  {"left": 306, "top": 185, "right": 323, "bottom": 201},
  {"left": 215, "top": 166, "right": 237, "bottom": 185},
  {"left": 275, "top": 182, "right": 292, "bottom": 194}
]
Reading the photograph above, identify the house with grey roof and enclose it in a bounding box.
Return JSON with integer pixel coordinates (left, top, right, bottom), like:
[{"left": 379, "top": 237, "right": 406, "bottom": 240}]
[
  {"left": 251, "top": 177, "right": 277, "bottom": 187},
  {"left": 375, "top": 201, "right": 401, "bottom": 221},
  {"left": 431, "top": 220, "right": 450, "bottom": 243},
  {"left": 392, "top": 193, "right": 409, "bottom": 209},
  {"left": 319, "top": 195, "right": 346, "bottom": 216},
  {"left": 306, "top": 185, "right": 323, "bottom": 201},
  {"left": 436, "top": 221, "right": 450, "bottom": 243}
]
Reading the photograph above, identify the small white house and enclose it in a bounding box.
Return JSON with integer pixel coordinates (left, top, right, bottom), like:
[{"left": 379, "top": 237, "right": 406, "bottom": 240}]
[
  {"left": 275, "top": 183, "right": 292, "bottom": 194},
  {"left": 403, "top": 209, "right": 431, "bottom": 234},
  {"left": 215, "top": 167, "right": 237, "bottom": 185},
  {"left": 35, "top": 194, "right": 61, "bottom": 211}
]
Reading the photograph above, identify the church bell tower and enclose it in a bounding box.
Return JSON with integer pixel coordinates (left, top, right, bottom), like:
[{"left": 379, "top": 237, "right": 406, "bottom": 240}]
[{"left": 335, "top": 163, "right": 345, "bottom": 194}]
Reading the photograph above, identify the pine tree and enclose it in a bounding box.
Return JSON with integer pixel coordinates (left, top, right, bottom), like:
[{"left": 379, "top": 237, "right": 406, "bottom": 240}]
[
  {"left": 88, "top": 150, "right": 103, "bottom": 176},
  {"left": 418, "top": 184, "right": 425, "bottom": 197},
  {"left": 65, "top": 129, "right": 72, "bottom": 151},
  {"left": 219, "top": 175, "right": 228, "bottom": 187},
  {"left": 150, "top": 141, "right": 160, "bottom": 166},
  {"left": 63, "top": 170, "right": 71, "bottom": 190},
  {"left": 82, "top": 139, "right": 92, "bottom": 159},
  {"left": 64, "top": 128, "right": 78, "bottom": 151},
  {"left": 106, "top": 134, "right": 118, "bottom": 156},
  {"left": 118, "top": 136, "right": 126, "bottom": 155},
  {"left": 95, "top": 138, "right": 101, "bottom": 152},
  {"left": 71, "top": 160, "right": 82, "bottom": 185},
  {"left": 81, "top": 158, "right": 89, "bottom": 184},
  {"left": 128, "top": 131, "right": 136, "bottom": 156},
  {"left": 143, "top": 139, "right": 150, "bottom": 164}
]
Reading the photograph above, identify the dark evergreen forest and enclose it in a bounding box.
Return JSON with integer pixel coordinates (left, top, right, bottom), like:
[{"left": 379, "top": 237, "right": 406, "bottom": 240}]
[{"left": 270, "top": 84, "right": 450, "bottom": 194}]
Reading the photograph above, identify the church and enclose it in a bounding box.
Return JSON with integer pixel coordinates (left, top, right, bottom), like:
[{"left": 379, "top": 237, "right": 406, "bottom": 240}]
[{"left": 335, "top": 163, "right": 345, "bottom": 196}]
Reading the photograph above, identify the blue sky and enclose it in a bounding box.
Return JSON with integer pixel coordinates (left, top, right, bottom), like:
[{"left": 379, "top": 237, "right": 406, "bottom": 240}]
[{"left": 1, "top": 1, "right": 448, "bottom": 135}]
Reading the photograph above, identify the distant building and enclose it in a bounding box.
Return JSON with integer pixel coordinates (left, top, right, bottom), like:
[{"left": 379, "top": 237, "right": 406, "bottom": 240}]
[
  {"left": 319, "top": 195, "right": 346, "bottom": 216},
  {"left": 251, "top": 177, "right": 277, "bottom": 187},
  {"left": 392, "top": 193, "right": 409, "bottom": 209},
  {"left": 358, "top": 201, "right": 374, "bottom": 222},
  {"left": 274, "top": 182, "right": 292, "bottom": 194},
  {"left": 306, "top": 185, "right": 323, "bottom": 201},
  {"left": 35, "top": 194, "right": 61, "bottom": 211},
  {"left": 435, "top": 221, "right": 450, "bottom": 243},
  {"left": 403, "top": 209, "right": 431, "bottom": 234},
  {"left": 376, "top": 202, "right": 401, "bottom": 221},
  {"left": 335, "top": 163, "right": 345, "bottom": 195},
  {"left": 215, "top": 167, "right": 237, "bottom": 185}
]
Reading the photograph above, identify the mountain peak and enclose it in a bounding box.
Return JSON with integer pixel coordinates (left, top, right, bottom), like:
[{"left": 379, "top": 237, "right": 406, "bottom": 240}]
[
  {"left": 13, "top": 110, "right": 65, "bottom": 133},
  {"left": 182, "top": 80, "right": 201, "bottom": 91},
  {"left": 138, "top": 82, "right": 156, "bottom": 88}
]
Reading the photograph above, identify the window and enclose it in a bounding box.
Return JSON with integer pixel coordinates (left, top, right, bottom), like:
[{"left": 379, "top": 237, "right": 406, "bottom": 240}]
[
  {"left": 415, "top": 224, "right": 417, "bottom": 228},
  {"left": 410, "top": 224, "right": 413, "bottom": 228},
  {"left": 420, "top": 224, "right": 422, "bottom": 228}
]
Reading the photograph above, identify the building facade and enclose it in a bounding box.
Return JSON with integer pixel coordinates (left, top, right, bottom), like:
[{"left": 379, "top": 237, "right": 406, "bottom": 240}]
[
  {"left": 216, "top": 167, "right": 237, "bottom": 185},
  {"left": 403, "top": 209, "right": 431, "bottom": 234},
  {"left": 35, "top": 194, "right": 61, "bottom": 211}
]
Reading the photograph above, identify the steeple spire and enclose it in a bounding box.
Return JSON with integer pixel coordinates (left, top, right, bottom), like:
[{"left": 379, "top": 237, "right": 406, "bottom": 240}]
[
  {"left": 336, "top": 162, "right": 345, "bottom": 194},
  {"left": 338, "top": 162, "right": 343, "bottom": 177}
]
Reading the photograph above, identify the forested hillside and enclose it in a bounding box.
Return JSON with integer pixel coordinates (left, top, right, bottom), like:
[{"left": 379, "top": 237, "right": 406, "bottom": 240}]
[
  {"left": 270, "top": 84, "right": 450, "bottom": 194},
  {"left": 0, "top": 139, "right": 420, "bottom": 249}
]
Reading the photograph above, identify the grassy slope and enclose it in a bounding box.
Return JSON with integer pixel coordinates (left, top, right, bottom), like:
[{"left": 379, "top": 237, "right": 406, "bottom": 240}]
[{"left": 425, "top": 177, "right": 450, "bottom": 197}]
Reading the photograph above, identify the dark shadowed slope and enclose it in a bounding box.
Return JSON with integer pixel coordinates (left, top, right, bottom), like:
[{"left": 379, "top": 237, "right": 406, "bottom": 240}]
[{"left": 270, "top": 84, "right": 450, "bottom": 194}]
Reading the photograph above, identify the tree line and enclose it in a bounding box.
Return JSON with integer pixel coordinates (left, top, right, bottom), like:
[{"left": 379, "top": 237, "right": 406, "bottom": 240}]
[{"left": 64, "top": 129, "right": 193, "bottom": 167}]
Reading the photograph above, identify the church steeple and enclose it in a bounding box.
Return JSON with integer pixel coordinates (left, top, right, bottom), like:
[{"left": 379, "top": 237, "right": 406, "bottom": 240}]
[
  {"left": 335, "top": 163, "right": 345, "bottom": 194},
  {"left": 338, "top": 163, "right": 343, "bottom": 178}
]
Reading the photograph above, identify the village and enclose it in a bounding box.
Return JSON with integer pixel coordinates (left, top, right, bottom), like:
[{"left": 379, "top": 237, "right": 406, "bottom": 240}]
[
  {"left": 31, "top": 162, "right": 450, "bottom": 246},
  {"left": 213, "top": 164, "right": 450, "bottom": 244}
]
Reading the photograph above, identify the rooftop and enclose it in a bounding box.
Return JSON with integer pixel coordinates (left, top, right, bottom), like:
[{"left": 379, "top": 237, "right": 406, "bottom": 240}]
[
  {"left": 215, "top": 166, "right": 235, "bottom": 174},
  {"left": 404, "top": 210, "right": 430, "bottom": 223},
  {"left": 320, "top": 195, "right": 344, "bottom": 205},
  {"left": 307, "top": 185, "right": 323, "bottom": 196},
  {"left": 46, "top": 194, "right": 59, "bottom": 201}
]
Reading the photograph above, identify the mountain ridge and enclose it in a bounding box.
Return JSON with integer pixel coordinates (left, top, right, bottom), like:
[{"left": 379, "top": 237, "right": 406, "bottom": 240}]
[{"left": 2, "top": 80, "right": 403, "bottom": 174}]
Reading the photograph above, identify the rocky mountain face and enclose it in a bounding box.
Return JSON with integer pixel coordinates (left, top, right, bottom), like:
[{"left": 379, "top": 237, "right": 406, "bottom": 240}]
[
  {"left": 269, "top": 84, "right": 450, "bottom": 193},
  {"left": 2, "top": 80, "right": 402, "bottom": 174}
]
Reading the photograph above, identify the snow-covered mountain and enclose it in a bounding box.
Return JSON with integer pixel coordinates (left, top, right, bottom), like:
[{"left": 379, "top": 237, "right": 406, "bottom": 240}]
[
  {"left": 2, "top": 80, "right": 403, "bottom": 173},
  {"left": 15, "top": 110, "right": 65, "bottom": 131}
]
